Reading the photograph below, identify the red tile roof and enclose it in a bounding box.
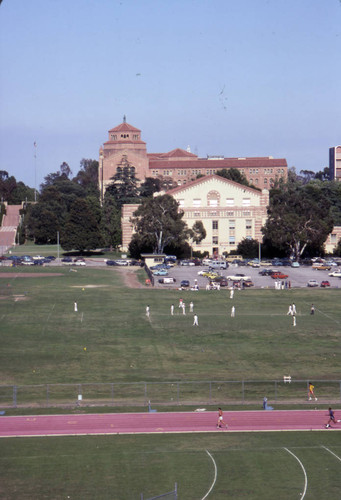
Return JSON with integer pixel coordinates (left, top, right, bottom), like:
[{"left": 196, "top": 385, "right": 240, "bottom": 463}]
[
  {"left": 109, "top": 122, "right": 141, "bottom": 133},
  {"left": 149, "top": 157, "right": 287, "bottom": 169}
]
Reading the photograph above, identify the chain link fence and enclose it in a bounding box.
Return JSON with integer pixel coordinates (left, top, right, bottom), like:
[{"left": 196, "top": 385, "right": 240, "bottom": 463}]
[{"left": 0, "top": 380, "right": 340, "bottom": 409}]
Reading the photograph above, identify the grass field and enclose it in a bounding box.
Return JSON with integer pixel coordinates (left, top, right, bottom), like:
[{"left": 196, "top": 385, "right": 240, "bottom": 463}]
[
  {"left": 1, "top": 265, "right": 341, "bottom": 499},
  {"left": 1, "top": 432, "right": 340, "bottom": 499},
  {"left": 0, "top": 266, "right": 340, "bottom": 388}
]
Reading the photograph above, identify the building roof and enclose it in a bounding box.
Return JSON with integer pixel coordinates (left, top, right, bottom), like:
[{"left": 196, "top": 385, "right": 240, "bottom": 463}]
[
  {"left": 149, "top": 157, "right": 287, "bottom": 169},
  {"left": 109, "top": 122, "right": 141, "bottom": 133},
  {"left": 166, "top": 174, "right": 264, "bottom": 196}
]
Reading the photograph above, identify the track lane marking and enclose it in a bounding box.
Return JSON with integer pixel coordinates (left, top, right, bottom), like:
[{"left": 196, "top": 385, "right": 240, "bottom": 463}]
[
  {"left": 284, "top": 447, "right": 308, "bottom": 499},
  {"left": 321, "top": 445, "right": 341, "bottom": 462},
  {"left": 201, "top": 450, "right": 217, "bottom": 500}
]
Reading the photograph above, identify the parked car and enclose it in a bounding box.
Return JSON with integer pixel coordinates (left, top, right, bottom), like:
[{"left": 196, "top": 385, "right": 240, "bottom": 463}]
[
  {"left": 114, "top": 260, "right": 129, "bottom": 266},
  {"left": 320, "top": 280, "right": 331, "bottom": 287},
  {"left": 153, "top": 269, "right": 168, "bottom": 276},
  {"left": 75, "top": 260, "right": 86, "bottom": 266},
  {"left": 328, "top": 271, "right": 341, "bottom": 277},
  {"left": 243, "top": 279, "right": 254, "bottom": 287},
  {"left": 307, "top": 279, "right": 319, "bottom": 287},
  {"left": 271, "top": 272, "right": 289, "bottom": 279},
  {"left": 291, "top": 261, "right": 300, "bottom": 268},
  {"left": 61, "top": 257, "right": 72, "bottom": 263},
  {"left": 180, "top": 280, "right": 190, "bottom": 287},
  {"left": 259, "top": 269, "right": 273, "bottom": 276},
  {"left": 312, "top": 264, "right": 331, "bottom": 270},
  {"left": 106, "top": 260, "right": 117, "bottom": 266}
]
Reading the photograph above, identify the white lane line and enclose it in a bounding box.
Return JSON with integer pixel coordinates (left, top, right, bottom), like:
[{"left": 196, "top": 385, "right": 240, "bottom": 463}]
[
  {"left": 284, "top": 447, "right": 308, "bottom": 499},
  {"left": 321, "top": 445, "right": 341, "bottom": 462},
  {"left": 201, "top": 450, "right": 217, "bottom": 500}
]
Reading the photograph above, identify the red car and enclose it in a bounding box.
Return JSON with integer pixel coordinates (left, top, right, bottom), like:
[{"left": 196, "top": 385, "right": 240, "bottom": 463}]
[
  {"left": 320, "top": 281, "right": 330, "bottom": 288},
  {"left": 271, "top": 272, "right": 289, "bottom": 279}
]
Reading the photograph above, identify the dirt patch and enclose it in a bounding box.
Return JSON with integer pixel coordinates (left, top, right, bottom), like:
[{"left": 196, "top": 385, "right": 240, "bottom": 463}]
[
  {"left": 115, "top": 267, "right": 145, "bottom": 289},
  {"left": 71, "top": 285, "right": 108, "bottom": 289}
]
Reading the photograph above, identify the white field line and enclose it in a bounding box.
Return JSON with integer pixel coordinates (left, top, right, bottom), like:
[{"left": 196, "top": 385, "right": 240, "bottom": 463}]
[
  {"left": 201, "top": 450, "right": 217, "bottom": 500},
  {"left": 321, "top": 445, "right": 341, "bottom": 462},
  {"left": 284, "top": 448, "right": 308, "bottom": 499}
]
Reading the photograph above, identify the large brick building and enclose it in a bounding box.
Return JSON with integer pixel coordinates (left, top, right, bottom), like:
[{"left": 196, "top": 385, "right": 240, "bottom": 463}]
[
  {"left": 99, "top": 117, "right": 288, "bottom": 202},
  {"left": 329, "top": 145, "right": 341, "bottom": 181}
]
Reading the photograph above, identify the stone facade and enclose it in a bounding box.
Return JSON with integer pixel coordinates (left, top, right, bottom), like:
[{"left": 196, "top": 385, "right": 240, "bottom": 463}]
[{"left": 121, "top": 175, "right": 269, "bottom": 255}]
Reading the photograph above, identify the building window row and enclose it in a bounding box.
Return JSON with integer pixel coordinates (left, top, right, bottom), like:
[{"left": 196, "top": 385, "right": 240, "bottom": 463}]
[
  {"left": 206, "top": 169, "right": 216, "bottom": 175},
  {"left": 120, "top": 134, "right": 129, "bottom": 138}
]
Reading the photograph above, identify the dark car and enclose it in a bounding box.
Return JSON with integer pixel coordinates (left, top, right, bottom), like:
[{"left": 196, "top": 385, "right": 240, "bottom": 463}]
[
  {"left": 180, "top": 280, "right": 190, "bottom": 287},
  {"left": 259, "top": 269, "right": 272, "bottom": 276},
  {"left": 61, "top": 257, "right": 72, "bottom": 263},
  {"left": 106, "top": 260, "right": 117, "bottom": 266}
]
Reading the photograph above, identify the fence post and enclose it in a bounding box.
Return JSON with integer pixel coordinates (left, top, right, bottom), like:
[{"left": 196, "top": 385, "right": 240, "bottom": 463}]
[
  {"left": 13, "top": 385, "right": 17, "bottom": 408},
  {"left": 275, "top": 380, "right": 277, "bottom": 401},
  {"left": 209, "top": 381, "right": 212, "bottom": 404},
  {"left": 46, "top": 384, "right": 49, "bottom": 407},
  {"left": 242, "top": 380, "right": 245, "bottom": 403},
  {"left": 144, "top": 382, "right": 147, "bottom": 405},
  {"left": 111, "top": 383, "right": 114, "bottom": 405},
  {"left": 177, "top": 382, "right": 180, "bottom": 404}
]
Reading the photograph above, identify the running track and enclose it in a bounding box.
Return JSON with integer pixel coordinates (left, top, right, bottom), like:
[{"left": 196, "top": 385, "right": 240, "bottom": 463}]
[{"left": 0, "top": 410, "right": 339, "bottom": 437}]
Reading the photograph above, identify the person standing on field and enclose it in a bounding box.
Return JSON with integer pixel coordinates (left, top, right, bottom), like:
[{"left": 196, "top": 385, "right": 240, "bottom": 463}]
[
  {"left": 189, "top": 301, "right": 194, "bottom": 313},
  {"left": 231, "top": 306, "right": 235, "bottom": 318},
  {"left": 310, "top": 304, "right": 315, "bottom": 315},
  {"left": 287, "top": 304, "right": 293, "bottom": 315},
  {"left": 74, "top": 302, "right": 78, "bottom": 312},
  {"left": 230, "top": 288, "right": 234, "bottom": 299},
  {"left": 193, "top": 314, "right": 199, "bottom": 326},
  {"left": 146, "top": 305, "right": 150, "bottom": 318},
  {"left": 171, "top": 304, "right": 174, "bottom": 316}
]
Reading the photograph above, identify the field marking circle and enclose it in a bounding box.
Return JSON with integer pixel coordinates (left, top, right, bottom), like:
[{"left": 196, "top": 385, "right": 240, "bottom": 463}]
[
  {"left": 201, "top": 450, "right": 217, "bottom": 500},
  {"left": 284, "top": 447, "right": 308, "bottom": 499}
]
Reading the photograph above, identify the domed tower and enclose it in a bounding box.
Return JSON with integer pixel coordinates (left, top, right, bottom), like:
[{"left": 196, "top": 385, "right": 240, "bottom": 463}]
[{"left": 98, "top": 116, "right": 149, "bottom": 202}]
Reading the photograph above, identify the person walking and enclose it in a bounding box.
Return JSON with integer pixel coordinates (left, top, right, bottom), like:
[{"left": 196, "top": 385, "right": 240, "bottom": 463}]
[
  {"left": 216, "top": 408, "right": 228, "bottom": 429},
  {"left": 189, "top": 301, "right": 194, "bottom": 313},
  {"left": 231, "top": 306, "right": 235, "bottom": 318},
  {"left": 74, "top": 302, "right": 78, "bottom": 312},
  {"left": 308, "top": 382, "right": 317, "bottom": 401},
  {"left": 171, "top": 304, "right": 174, "bottom": 316},
  {"left": 310, "top": 304, "right": 315, "bottom": 315},
  {"left": 182, "top": 303, "right": 186, "bottom": 315},
  {"left": 287, "top": 304, "right": 293, "bottom": 316},
  {"left": 230, "top": 288, "right": 234, "bottom": 299},
  {"left": 179, "top": 298, "right": 183, "bottom": 308},
  {"left": 292, "top": 313, "right": 296, "bottom": 327},
  {"left": 193, "top": 314, "right": 199, "bottom": 326},
  {"left": 292, "top": 303, "right": 296, "bottom": 315},
  {"left": 146, "top": 305, "right": 150, "bottom": 318}
]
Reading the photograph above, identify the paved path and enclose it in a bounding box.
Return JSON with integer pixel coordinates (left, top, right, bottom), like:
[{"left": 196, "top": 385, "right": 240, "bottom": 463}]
[{"left": 0, "top": 410, "right": 338, "bottom": 437}]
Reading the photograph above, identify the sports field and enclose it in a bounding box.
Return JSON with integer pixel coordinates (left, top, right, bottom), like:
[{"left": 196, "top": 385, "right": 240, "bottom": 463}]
[{"left": 0, "top": 265, "right": 340, "bottom": 498}]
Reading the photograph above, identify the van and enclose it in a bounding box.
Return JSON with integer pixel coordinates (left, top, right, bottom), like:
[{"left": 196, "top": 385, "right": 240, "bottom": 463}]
[{"left": 209, "top": 260, "right": 228, "bottom": 270}]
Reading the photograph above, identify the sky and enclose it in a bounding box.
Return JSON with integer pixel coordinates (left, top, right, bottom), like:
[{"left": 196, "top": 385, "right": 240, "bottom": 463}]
[{"left": 1, "top": 0, "right": 340, "bottom": 189}]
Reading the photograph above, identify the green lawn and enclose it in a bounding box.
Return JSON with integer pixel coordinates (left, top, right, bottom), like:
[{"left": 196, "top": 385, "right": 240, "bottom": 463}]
[{"left": 1, "top": 432, "right": 340, "bottom": 499}]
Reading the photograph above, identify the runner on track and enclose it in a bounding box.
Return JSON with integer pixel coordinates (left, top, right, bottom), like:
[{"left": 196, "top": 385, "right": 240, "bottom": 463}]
[
  {"left": 217, "top": 408, "right": 228, "bottom": 429},
  {"left": 308, "top": 382, "right": 317, "bottom": 401},
  {"left": 325, "top": 407, "right": 339, "bottom": 428}
]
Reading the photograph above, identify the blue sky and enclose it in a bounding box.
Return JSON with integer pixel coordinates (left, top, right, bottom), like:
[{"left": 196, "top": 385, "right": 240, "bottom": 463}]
[{"left": 1, "top": 0, "right": 340, "bottom": 189}]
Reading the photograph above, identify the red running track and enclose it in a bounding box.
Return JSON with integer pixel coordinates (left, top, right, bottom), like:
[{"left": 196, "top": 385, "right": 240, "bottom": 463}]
[{"left": 0, "top": 410, "right": 339, "bottom": 437}]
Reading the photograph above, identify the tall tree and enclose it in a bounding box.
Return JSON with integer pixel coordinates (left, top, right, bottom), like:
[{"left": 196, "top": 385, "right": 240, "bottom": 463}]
[
  {"left": 216, "top": 168, "right": 250, "bottom": 187},
  {"left": 105, "top": 165, "right": 140, "bottom": 208},
  {"left": 190, "top": 220, "right": 206, "bottom": 244},
  {"left": 101, "top": 192, "right": 122, "bottom": 250},
  {"left": 131, "top": 194, "right": 189, "bottom": 254},
  {"left": 262, "top": 181, "right": 333, "bottom": 259},
  {"left": 73, "top": 159, "right": 99, "bottom": 196},
  {"left": 139, "top": 177, "right": 161, "bottom": 197},
  {"left": 61, "top": 199, "right": 102, "bottom": 252}
]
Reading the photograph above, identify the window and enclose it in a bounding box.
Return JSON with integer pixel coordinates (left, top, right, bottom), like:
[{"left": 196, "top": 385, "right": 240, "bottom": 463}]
[
  {"left": 212, "top": 236, "right": 218, "bottom": 244},
  {"left": 226, "top": 198, "right": 234, "bottom": 206},
  {"left": 246, "top": 220, "right": 252, "bottom": 229},
  {"left": 229, "top": 236, "right": 235, "bottom": 245},
  {"left": 209, "top": 199, "right": 218, "bottom": 207},
  {"left": 212, "top": 220, "right": 218, "bottom": 230},
  {"left": 194, "top": 211, "right": 201, "bottom": 217},
  {"left": 193, "top": 199, "right": 201, "bottom": 207},
  {"left": 229, "top": 220, "right": 235, "bottom": 229},
  {"left": 264, "top": 178, "right": 268, "bottom": 184},
  {"left": 242, "top": 198, "right": 251, "bottom": 206}
]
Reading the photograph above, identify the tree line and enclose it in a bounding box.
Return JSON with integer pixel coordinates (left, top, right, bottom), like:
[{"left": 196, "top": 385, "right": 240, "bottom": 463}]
[{"left": 1, "top": 161, "right": 341, "bottom": 258}]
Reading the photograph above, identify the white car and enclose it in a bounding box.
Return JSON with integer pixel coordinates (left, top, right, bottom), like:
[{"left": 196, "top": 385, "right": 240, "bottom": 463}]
[
  {"left": 307, "top": 279, "right": 319, "bottom": 287},
  {"left": 75, "top": 260, "right": 86, "bottom": 266},
  {"left": 328, "top": 271, "right": 341, "bottom": 277}
]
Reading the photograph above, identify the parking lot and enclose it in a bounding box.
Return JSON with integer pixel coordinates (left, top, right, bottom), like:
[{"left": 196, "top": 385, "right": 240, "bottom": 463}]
[{"left": 154, "top": 262, "right": 341, "bottom": 290}]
